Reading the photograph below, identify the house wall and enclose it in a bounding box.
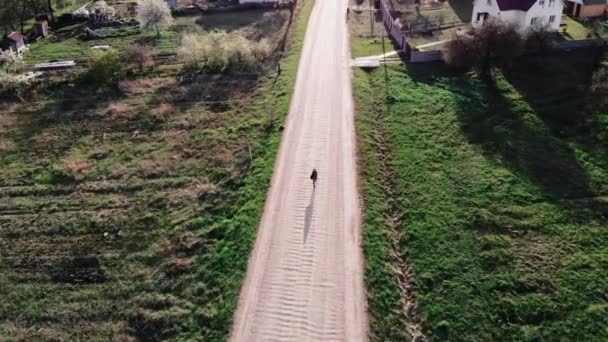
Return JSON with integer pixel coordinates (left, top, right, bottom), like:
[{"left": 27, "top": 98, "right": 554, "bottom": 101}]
[
  {"left": 472, "top": 0, "right": 564, "bottom": 31},
  {"left": 524, "top": 0, "right": 564, "bottom": 30},
  {"left": 500, "top": 10, "right": 527, "bottom": 27},
  {"left": 580, "top": 4, "right": 606, "bottom": 17},
  {"left": 472, "top": 0, "right": 502, "bottom": 28}
]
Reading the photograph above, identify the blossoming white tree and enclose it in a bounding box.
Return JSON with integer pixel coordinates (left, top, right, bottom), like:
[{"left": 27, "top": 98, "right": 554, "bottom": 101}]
[
  {"left": 0, "top": 50, "right": 20, "bottom": 72},
  {"left": 137, "top": 0, "right": 173, "bottom": 36}
]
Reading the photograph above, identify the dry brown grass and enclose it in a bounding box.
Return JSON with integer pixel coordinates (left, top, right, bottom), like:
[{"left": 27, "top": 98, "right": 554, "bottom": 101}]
[
  {"left": 118, "top": 78, "right": 176, "bottom": 95},
  {"left": 163, "top": 181, "right": 217, "bottom": 205},
  {"left": 30, "top": 131, "right": 63, "bottom": 152},
  {"left": 152, "top": 103, "right": 176, "bottom": 121},
  {"left": 110, "top": 164, "right": 129, "bottom": 180},
  {"left": 0, "top": 103, "right": 19, "bottom": 132},
  {"left": 165, "top": 257, "right": 192, "bottom": 273},
  {"left": 105, "top": 102, "right": 137, "bottom": 121},
  {"left": 61, "top": 157, "right": 93, "bottom": 178},
  {"left": 137, "top": 152, "right": 180, "bottom": 178},
  {"left": 0, "top": 138, "right": 12, "bottom": 152}
]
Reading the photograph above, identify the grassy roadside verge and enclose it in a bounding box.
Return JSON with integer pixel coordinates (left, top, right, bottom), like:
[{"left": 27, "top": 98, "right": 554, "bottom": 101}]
[
  {"left": 354, "top": 49, "right": 608, "bottom": 340},
  {"left": 184, "top": 1, "right": 315, "bottom": 339},
  {"left": 353, "top": 68, "right": 414, "bottom": 341}
]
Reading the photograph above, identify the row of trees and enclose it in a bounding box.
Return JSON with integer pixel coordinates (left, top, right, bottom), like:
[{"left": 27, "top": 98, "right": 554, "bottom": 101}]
[
  {"left": 443, "top": 20, "right": 558, "bottom": 79},
  {"left": 178, "top": 32, "right": 272, "bottom": 71}
]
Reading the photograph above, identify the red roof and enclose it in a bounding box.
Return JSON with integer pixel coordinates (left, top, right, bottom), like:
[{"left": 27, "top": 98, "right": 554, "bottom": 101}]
[
  {"left": 6, "top": 32, "right": 25, "bottom": 42},
  {"left": 497, "top": 0, "right": 537, "bottom": 11}
]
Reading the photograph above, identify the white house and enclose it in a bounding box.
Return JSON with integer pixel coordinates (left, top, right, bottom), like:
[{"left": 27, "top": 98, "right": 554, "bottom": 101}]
[{"left": 472, "top": 0, "right": 564, "bottom": 31}]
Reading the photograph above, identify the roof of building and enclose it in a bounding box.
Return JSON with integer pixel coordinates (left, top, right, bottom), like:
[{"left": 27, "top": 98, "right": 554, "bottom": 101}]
[
  {"left": 496, "top": 0, "right": 537, "bottom": 11},
  {"left": 5, "top": 32, "right": 25, "bottom": 42},
  {"left": 582, "top": 0, "right": 606, "bottom": 5}
]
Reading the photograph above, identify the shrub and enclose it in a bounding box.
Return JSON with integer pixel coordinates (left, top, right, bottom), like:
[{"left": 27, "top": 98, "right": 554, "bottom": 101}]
[
  {"left": 88, "top": 49, "right": 125, "bottom": 85},
  {"left": 0, "top": 73, "right": 33, "bottom": 98},
  {"left": 178, "top": 31, "right": 273, "bottom": 72}
]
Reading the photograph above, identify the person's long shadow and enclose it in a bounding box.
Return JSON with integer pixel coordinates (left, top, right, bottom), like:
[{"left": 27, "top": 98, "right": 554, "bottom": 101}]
[{"left": 303, "top": 188, "right": 316, "bottom": 244}]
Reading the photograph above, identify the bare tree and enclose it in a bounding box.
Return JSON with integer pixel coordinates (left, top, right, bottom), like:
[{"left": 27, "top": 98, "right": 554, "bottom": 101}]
[
  {"left": 526, "top": 24, "right": 555, "bottom": 59},
  {"left": 124, "top": 44, "right": 154, "bottom": 72},
  {"left": 444, "top": 19, "right": 524, "bottom": 79},
  {"left": 443, "top": 32, "right": 471, "bottom": 69},
  {"left": 136, "top": 0, "right": 174, "bottom": 37}
]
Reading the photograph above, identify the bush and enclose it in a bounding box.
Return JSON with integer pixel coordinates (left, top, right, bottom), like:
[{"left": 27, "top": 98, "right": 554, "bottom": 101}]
[
  {"left": 178, "top": 31, "right": 273, "bottom": 72},
  {"left": 0, "top": 73, "right": 33, "bottom": 98},
  {"left": 88, "top": 49, "right": 125, "bottom": 85}
]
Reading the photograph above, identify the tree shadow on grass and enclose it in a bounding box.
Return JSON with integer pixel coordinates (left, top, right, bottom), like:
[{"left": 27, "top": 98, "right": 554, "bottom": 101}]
[
  {"left": 502, "top": 49, "right": 600, "bottom": 140},
  {"left": 405, "top": 63, "right": 597, "bottom": 203}
]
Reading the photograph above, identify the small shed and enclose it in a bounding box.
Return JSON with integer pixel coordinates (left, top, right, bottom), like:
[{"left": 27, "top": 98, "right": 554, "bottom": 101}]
[
  {"left": 1, "top": 32, "right": 26, "bottom": 54},
  {"left": 34, "top": 20, "right": 49, "bottom": 38},
  {"left": 566, "top": 0, "right": 607, "bottom": 18}
]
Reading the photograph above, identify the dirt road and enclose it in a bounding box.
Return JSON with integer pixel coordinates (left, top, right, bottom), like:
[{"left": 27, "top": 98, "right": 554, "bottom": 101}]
[{"left": 229, "top": 0, "right": 367, "bottom": 340}]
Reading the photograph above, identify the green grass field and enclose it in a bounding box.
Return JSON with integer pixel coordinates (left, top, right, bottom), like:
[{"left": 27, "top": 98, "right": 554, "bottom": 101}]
[
  {"left": 354, "top": 49, "right": 608, "bottom": 340},
  {"left": 0, "top": 3, "right": 312, "bottom": 341}
]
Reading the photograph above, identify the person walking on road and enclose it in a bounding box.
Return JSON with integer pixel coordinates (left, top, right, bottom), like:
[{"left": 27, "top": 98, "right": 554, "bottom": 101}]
[{"left": 310, "top": 169, "right": 318, "bottom": 189}]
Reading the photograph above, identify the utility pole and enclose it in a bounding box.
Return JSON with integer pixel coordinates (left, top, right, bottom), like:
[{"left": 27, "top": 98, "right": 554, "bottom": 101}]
[
  {"left": 381, "top": 30, "right": 389, "bottom": 95},
  {"left": 369, "top": 0, "right": 374, "bottom": 36}
]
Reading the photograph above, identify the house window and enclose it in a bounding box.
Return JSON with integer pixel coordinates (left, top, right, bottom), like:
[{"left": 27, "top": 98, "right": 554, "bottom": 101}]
[
  {"left": 487, "top": 0, "right": 491, "bottom": 5},
  {"left": 539, "top": 0, "right": 545, "bottom": 7},
  {"left": 549, "top": 0, "right": 555, "bottom": 6},
  {"left": 549, "top": 15, "right": 556, "bottom": 23},
  {"left": 531, "top": 17, "right": 539, "bottom": 25}
]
